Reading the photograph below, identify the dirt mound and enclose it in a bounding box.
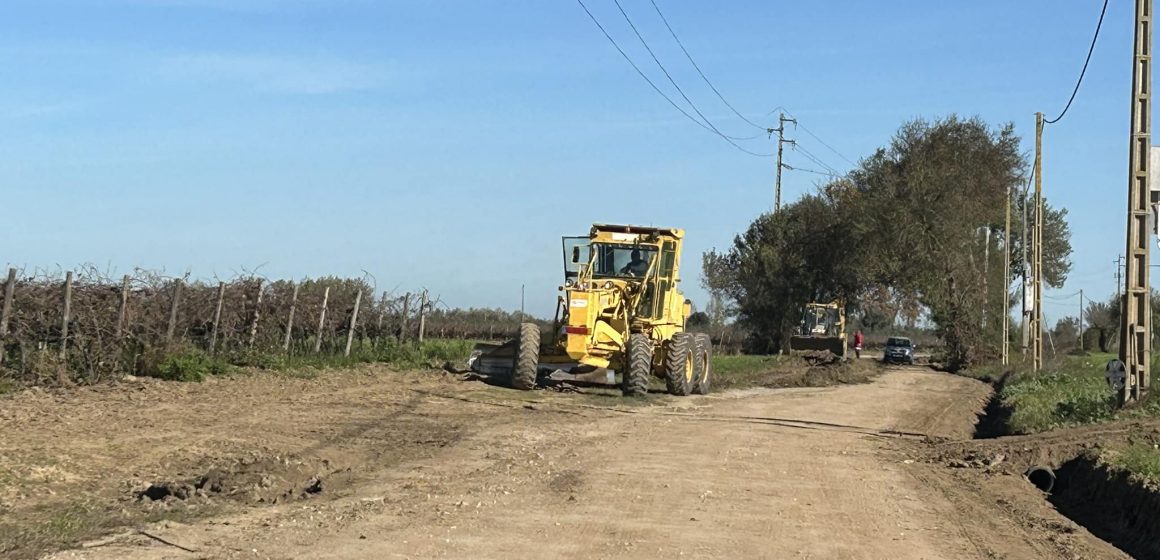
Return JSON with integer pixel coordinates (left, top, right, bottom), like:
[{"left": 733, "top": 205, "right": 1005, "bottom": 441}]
[{"left": 132, "top": 454, "right": 349, "bottom": 507}]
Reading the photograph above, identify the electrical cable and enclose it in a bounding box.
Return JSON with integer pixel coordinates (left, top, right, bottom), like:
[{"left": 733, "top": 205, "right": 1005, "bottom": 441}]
[
  {"left": 783, "top": 163, "right": 841, "bottom": 178},
  {"left": 769, "top": 106, "right": 858, "bottom": 167},
  {"left": 793, "top": 143, "right": 843, "bottom": 176},
  {"left": 648, "top": 0, "right": 767, "bottom": 130},
  {"left": 609, "top": 0, "right": 758, "bottom": 142},
  {"left": 575, "top": 0, "right": 772, "bottom": 157},
  {"left": 1044, "top": 0, "right": 1108, "bottom": 124}
]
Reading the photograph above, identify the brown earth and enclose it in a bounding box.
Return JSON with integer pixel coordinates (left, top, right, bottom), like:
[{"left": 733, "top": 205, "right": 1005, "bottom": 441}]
[{"left": 0, "top": 364, "right": 1140, "bottom": 559}]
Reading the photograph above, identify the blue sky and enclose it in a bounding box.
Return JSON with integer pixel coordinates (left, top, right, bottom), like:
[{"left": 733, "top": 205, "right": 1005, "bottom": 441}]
[{"left": 0, "top": 0, "right": 1141, "bottom": 324}]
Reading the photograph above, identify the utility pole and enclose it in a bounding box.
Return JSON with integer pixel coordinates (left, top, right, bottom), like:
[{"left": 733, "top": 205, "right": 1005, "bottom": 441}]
[
  {"left": 1021, "top": 187, "right": 1030, "bottom": 357},
  {"left": 1079, "top": 289, "right": 1085, "bottom": 352},
  {"left": 1115, "top": 255, "right": 1124, "bottom": 298},
  {"left": 770, "top": 113, "right": 796, "bottom": 212},
  {"left": 1003, "top": 184, "right": 1012, "bottom": 365},
  {"left": 1120, "top": 0, "right": 1153, "bottom": 405},
  {"left": 1031, "top": 112, "right": 1045, "bottom": 372}
]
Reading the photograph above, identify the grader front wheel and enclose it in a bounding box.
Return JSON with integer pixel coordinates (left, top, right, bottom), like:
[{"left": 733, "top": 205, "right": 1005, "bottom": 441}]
[
  {"left": 622, "top": 333, "right": 653, "bottom": 396},
  {"left": 665, "top": 332, "right": 696, "bottom": 396},
  {"left": 511, "top": 323, "right": 540, "bottom": 391}
]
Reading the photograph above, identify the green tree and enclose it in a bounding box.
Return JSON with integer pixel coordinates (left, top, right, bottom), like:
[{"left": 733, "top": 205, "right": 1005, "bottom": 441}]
[{"left": 704, "top": 115, "right": 1073, "bottom": 369}]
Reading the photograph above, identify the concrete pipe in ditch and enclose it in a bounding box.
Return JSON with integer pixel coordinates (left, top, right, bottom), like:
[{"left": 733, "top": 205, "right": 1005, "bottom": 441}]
[{"left": 1025, "top": 466, "right": 1056, "bottom": 493}]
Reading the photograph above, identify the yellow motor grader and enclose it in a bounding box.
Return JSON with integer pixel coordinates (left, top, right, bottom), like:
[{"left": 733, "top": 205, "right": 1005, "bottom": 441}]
[{"left": 468, "top": 224, "right": 712, "bottom": 396}]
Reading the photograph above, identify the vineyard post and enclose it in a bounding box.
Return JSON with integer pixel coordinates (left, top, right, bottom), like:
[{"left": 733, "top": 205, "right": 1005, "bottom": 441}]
[
  {"left": 0, "top": 268, "right": 15, "bottom": 365},
  {"left": 209, "top": 282, "right": 225, "bottom": 354},
  {"left": 165, "top": 279, "right": 183, "bottom": 346},
  {"left": 400, "top": 293, "right": 411, "bottom": 342},
  {"left": 60, "top": 271, "right": 73, "bottom": 362},
  {"left": 418, "top": 290, "right": 428, "bottom": 344},
  {"left": 314, "top": 286, "right": 330, "bottom": 354},
  {"left": 247, "top": 280, "right": 264, "bottom": 350},
  {"left": 114, "top": 275, "right": 130, "bottom": 338},
  {"left": 344, "top": 290, "right": 362, "bottom": 357},
  {"left": 375, "top": 291, "right": 387, "bottom": 345},
  {"left": 283, "top": 283, "right": 299, "bottom": 352}
]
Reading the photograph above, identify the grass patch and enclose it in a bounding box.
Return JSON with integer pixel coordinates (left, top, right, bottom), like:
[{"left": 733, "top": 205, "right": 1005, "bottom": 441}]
[
  {"left": 130, "top": 339, "right": 477, "bottom": 384},
  {"left": 987, "top": 353, "right": 1160, "bottom": 435},
  {"left": 0, "top": 500, "right": 202, "bottom": 560},
  {"left": 1107, "top": 443, "right": 1160, "bottom": 484},
  {"left": 711, "top": 355, "right": 791, "bottom": 390}
]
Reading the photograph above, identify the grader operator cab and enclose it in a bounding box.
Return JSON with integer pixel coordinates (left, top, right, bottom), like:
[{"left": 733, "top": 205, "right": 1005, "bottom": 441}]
[
  {"left": 788, "top": 301, "right": 847, "bottom": 359},
  {"left": 468, "top": 224, "right": 712, "bottom": 396}
]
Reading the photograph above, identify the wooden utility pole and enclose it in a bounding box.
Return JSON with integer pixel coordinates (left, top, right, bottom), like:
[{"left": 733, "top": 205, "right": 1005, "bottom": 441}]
[
  {"left": 1003, "top": 186, "right": 1012, "bottom": 365},
  {"left": 771, "top": 113, "right": 796, "bottom": 212},
  {"left": 1120, "top": 0, "right": 1153, "bottom": 405},
  {"left": 1031, "top": 112, "right": 1045, "bottom": 372}
]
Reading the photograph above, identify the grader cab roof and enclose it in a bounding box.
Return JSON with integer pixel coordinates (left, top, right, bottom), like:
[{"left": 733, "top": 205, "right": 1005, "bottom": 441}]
[{"left": 590, "top": 223, "right": 684, "bottom": 240}]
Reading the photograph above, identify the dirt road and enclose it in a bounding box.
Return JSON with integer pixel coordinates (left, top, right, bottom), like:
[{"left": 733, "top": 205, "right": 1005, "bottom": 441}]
[{"left": 2, "top": 365, "right": 1130, "bottom": 559}]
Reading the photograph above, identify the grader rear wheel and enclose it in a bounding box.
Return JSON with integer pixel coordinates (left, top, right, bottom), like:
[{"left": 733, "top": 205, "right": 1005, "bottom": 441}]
[
  {"left": 665, "top": 332, "right": 696, "bottom": 396},
  {"left": 622, "top": 333, "right": 653, "bottom": 396},
  {"left": 693, "top": 333, "right": 712, "bottom": 395},
  {"left": 511, "top": 323, "right": 540, "bottom": 390}
]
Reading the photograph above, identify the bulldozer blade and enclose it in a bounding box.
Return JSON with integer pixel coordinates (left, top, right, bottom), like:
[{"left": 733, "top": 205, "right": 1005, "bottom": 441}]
[
  {"left": 467, "top": 341, "right": 516, "bottom": 376},
  {"left": 546, "top": 368, "right": 616, "bottom": 385},
  {"left": 788, "top": 335, "right": 847, "bottom": 358}
]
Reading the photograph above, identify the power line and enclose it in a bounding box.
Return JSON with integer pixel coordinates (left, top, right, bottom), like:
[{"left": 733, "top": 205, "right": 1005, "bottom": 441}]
[
  {"left": 1044, "top": 0, "right": 1108, "bottom": 124},
  {"left": 1043, "top": 290, "right": 1082, "bottom": 301},
  {"left": 574, "top": 0, "right": 772, "bottom": 157},
  {"left": 783, "top": 163, "right": 841, "bottom": 178},
  {"left": 647, "top": 0, "right": 766, "bottom": 130},
  {"left": 609, "top": 0, "right": 757, "bottom": 143},
  {"left": 770, "top": 106, "right": 858, "bottom": 169},
  {"left": 793, "top": 143, "right": 842, "bottom": 176}
]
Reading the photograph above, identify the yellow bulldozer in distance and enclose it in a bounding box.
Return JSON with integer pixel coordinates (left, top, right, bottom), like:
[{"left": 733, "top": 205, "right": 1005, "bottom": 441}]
[
  {"left": 470, "top": 224, "right": 712, "bottom": 396},
  {"left": 788, "top": 300, "right": 848, "bottom": 359}
]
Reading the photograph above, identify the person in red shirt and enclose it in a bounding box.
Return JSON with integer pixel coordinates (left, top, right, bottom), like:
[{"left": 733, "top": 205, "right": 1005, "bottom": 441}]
[{"left": 853, "top": 330, "right": 864, "bottom": 359}]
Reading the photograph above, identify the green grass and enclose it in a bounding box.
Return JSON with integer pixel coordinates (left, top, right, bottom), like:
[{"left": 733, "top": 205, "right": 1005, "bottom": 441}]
[
  {"left": 711, "top": 354, "right": 793, "bottom": 390},
  {"left": 1107, "top": 443, "right": 1160, "bottom": 484},
  {"left": 132, "top": 339, "right": 477, "bottom": 383},
  {"left": 991, "top": 353, "right": 1160, "bottom": 435}
]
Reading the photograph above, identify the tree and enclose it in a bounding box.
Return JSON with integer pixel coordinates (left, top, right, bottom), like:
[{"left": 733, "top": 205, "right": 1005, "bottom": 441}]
[
  {"left": 686, "top": 311, "right": 711, "bottom": 329},
  {"left": 704, "top": 115, "right": 1073, "bottom": 369},
  {"left": 1085, "top": 298, "right": 1117, "bottom": 353}
]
